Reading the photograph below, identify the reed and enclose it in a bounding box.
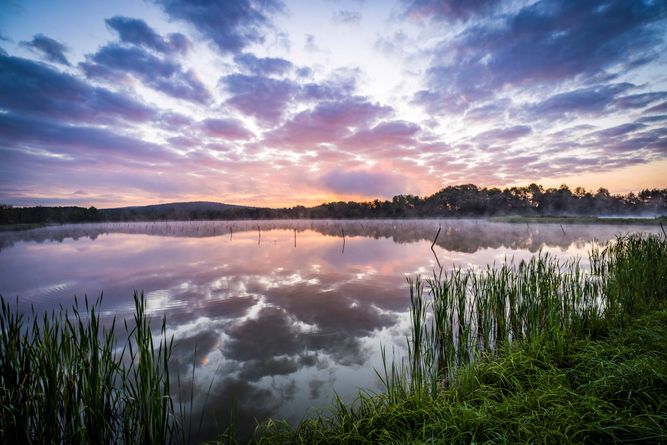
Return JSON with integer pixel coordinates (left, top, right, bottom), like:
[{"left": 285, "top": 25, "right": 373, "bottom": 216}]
[
  {"left": 0, "top": 292, "right": 178, "bottom": 444},
  {"left": 399, "top": 234, "right": 667, "bottom": 398}
]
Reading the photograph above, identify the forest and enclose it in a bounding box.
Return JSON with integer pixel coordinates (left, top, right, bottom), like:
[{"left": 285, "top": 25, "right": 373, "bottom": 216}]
[{"left": 1, "top": 184, "right": 666, "bottom": 225}]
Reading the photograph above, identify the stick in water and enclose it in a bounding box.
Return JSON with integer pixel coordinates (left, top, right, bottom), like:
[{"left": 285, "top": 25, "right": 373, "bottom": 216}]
[{"left": 431, "top": 225, "right": 442, "bottom": 270}]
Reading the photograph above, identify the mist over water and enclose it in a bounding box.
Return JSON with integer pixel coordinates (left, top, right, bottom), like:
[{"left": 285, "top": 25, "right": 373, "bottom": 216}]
[{"left": 0, "top": 219, "right": 661, "bottom": 442}]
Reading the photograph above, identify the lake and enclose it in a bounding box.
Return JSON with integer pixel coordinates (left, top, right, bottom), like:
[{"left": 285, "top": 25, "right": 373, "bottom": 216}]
[{"left": 0, "top": 219, "right": 661, "bottom": 441}]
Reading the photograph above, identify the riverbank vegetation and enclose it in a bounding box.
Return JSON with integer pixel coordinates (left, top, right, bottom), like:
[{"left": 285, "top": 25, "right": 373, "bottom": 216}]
[
  {"left": 257, "top": 233, "right": 667, "bottom": 444},
  {"left": 2, "top": 183, "right": 666, "bottom": 225}
]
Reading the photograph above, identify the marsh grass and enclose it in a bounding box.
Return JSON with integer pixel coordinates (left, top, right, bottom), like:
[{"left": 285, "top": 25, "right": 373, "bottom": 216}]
[
  {"left": 0, "top": 292, "right": 178, "bottom": 444},
  {"left": 258, "top": 234, "right": 667, "bottom": 444}
]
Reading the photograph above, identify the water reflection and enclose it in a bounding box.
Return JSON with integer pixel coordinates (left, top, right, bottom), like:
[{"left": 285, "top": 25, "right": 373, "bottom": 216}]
[{"left": 0, "top": 220, "right": 660, "bottom": 442}]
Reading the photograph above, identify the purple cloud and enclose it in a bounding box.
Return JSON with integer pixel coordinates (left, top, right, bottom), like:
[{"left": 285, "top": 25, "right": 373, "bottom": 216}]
[
  {"left": 342, "top": 120, "right": 420, "bottom": 153},
  {"left": 201, "top": 118, "right": 254, "bottom": 140},
  {"left": 613, "top": 91, "right": 667, "bottom": 110},
  {"left": 266, "top": 98, "right": 392, "bottom": 148},
  {"left": 154, "top": 0, "right": 283, "bottom": 54},
  {"left": 0, "top": 53, "right": 155, "bottom": 124},
  {"left": 234, "top": 53, "right": 292, "bottom": 76},
  {"left": 0, "top": 112, "right": 173, "bottom": 162},
  {"left": 527, "top": 83, "right": 633, "bottom": 119},
  {"left": 82, "top": 44, "right": 210, "bottom": 103},
  {"left": 105, "top": 16, "right": 190, "bottom": 54},
  {"left": 220, "top": 73, "right": 296, "bottom": 123},
  {"left": 473, "top": 125, "right": 533, "bottom": 144},
  {"left": 417, "top": 0, "right": 667, "bottom": 114},
  {"left": 20, "top": 34, "right": 70, "bottom": 65},
  {"left": 591, "top": 123, "right": 646, "bottom": 139},
  {"left": 646, "top": 101, "right": 667, "bottom": 114},
  {"left": 403, "top": 0, "right": 501, "bottom": 22}
]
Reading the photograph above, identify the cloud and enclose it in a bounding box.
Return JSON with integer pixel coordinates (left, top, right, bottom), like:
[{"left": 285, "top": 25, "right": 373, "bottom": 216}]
[
  {"left": 220, "top": 73, "right": 296, "bottom": 123},
  {"left": 341, "top": 120, "right": 420, "bottom": 153},
  {"left": 464, "top": 99, "right": 512, "bottom": 121},
  {"left": 0, "top": 53, "right": 155, "bottom": 124},
  {"left": 527, "top": 83, "right": 633, "bottom": 119},
  {"left": 266, "top": 98, "right": 392, "bottom": 148},
  {"left": 0, "top": 112, "right": 173, "bottom": 163},
  {"left": 320, "top": 169, "right": 406, "bottom": 197},
  {"left": 201, "top": 118, "right": 254, "bottom": 140},
  {"left": 417, "top": 0, "right": 667, "bottom": 114},
  {"left": 473, "top": 125, "right": 533, "bottom": 144},
  {"left": 374, "top": 31, "right": 408, "bottom": 55},
  {"left": 403, "top": 0, "right": 501, "bottom": 22},
  {"left": 613, "top": 91, "right": 667, "bottom": 110},
  {"left": 105, "top": 16, "right": 190, "bottom": 54},
  {"left": 82, "top": 44, "right": 210, "bottom": 103},
  {"left": 20, "top": 34, "right": 70, "bottom": 65},
  {"left": 304, "top": 34, "right": 319, "bottom": 52},
  {"left": 154, "top": 0, "right": 283, "bottom": 54},
  {"left": 233, "top": 52, "right": 292, "bottom": 76},
  {"left": 333, "top": 10, "right": 361, "bottom": 25},
  {"left": 591, "top": 123, "right": 646, "bottom": 139},
  {"left": 646, "top": 101, "right": 667, "bottom": 113}
]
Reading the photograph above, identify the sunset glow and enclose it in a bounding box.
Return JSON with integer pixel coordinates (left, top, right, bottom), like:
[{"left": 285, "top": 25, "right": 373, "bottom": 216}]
[{"left": 1, "top": 0, "right": 666, "bottom": 208}]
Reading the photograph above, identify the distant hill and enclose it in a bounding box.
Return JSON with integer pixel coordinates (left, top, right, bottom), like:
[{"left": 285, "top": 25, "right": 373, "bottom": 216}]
[
  {"left": 105, "top": 201, "right": 250, "bottom": 212},
  {"left": 101, "top": 201, "right": 260, "bottom": 221}
]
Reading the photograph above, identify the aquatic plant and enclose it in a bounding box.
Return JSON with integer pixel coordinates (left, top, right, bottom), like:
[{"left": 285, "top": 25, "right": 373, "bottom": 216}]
[{"left": 0, "top": 292, "right": 177, "bottom": 444}]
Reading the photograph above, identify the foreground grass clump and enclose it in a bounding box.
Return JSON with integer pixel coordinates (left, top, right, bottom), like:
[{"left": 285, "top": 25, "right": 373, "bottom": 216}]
[
  {"left": 0, "top": 293, "right": 177, "bottom": 444},
  {"left": 258, "top": 308, "right": 667, "bottom": 444},
  {"left": 258, "top": 234, "right": 667, "bottom": 444}
]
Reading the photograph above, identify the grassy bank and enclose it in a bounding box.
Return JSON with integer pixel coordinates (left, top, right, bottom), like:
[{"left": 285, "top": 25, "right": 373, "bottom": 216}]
[
  {"left": 489, "top": 215, "right": 667, "bottom": 225},
  {"left": 0, "top": 223, "right": 47, "bottom": 232},
  {"left": 258, "top": 234, "right": 667, "bottom": 444},
  {"left": 258, "top": 307, "right": 667, "bottom": 444}
]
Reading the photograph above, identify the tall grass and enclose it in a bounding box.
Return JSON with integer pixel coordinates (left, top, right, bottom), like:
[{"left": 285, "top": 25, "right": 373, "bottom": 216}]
[
  {"left": 386, "top": 234, "right": 667, "bottom": 401},
  {"left": 0, "top": 292, "right": 178, "bottom": 444}
]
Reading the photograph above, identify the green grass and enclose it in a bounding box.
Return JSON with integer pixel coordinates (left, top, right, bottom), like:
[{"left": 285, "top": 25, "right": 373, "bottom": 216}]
[
  {"left": 0, "top": 223, "right": 47, "bottom": 232},
  {"left": 489, "top": 215, "right": 667, "bottom": 225},
  {"left": 0, "top": 292, "right": 178, "bottom": 444},
  {"left": 257, "top": 234, "right": 667, "bottom": 444}
]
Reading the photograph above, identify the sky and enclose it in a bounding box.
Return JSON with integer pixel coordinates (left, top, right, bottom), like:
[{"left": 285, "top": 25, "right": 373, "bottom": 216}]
[{"left": 1, "top": 0, "right": 666, "bottom": 208}]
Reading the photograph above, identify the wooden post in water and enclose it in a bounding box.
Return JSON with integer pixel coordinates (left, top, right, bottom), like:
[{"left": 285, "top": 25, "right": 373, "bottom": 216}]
[
  {"left": 341, "top": 227, "right": 346, "bottom": 254},
  {"left": 431, "top": 225, "right": 442, "bottom": 270},
  {"left": 294, "top": 228, "right": 297, "bottom": 248}
]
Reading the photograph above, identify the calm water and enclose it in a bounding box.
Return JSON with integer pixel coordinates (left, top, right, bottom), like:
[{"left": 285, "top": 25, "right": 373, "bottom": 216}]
[{"left": 0, "top": 219, "right": 661, "bottom": 441}]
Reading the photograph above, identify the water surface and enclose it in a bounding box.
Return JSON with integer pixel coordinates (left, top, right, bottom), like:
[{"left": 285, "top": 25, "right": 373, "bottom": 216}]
[{"left": 0, "top": 219, "right": 660, "bottom": 441}]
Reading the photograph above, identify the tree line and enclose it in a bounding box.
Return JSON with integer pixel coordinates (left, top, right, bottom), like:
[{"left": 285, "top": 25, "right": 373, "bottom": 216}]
[{"left": 1, "top": 184, "right": 666, "bottom": 225}]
